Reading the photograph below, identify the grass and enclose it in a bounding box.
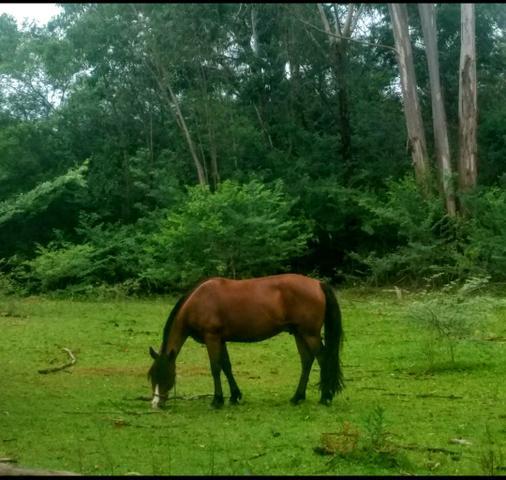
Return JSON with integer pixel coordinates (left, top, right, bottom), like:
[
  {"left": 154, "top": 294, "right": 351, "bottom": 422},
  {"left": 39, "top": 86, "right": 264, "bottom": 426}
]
[{"left": 0, "top": 289, "right": 505, "bottom": 475}]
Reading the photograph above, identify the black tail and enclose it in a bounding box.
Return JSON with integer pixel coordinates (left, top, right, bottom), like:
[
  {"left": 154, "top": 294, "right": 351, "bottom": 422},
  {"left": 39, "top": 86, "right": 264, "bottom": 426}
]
[{"left": 319, "top": 282, "right": 344, "bottom": 402}]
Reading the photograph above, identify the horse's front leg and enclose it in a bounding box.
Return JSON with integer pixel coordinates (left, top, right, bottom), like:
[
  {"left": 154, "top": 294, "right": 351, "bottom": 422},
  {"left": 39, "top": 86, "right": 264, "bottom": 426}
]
[{"left": 204, "top": 334, "right": 225, "bottom": 408}]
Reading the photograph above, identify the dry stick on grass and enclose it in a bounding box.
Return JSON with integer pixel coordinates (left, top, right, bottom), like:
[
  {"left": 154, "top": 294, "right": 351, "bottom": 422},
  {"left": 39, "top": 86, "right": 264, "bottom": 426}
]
[
  {"left": 355, "top": 387, "right": 463, "bottom": 400},
  {"left": 132, "top": 394, "right": 213, "bottom": 402},
  {"left": 38, "top": 348, "right": 76, "bottom": 374},
  {"left": 395, "top": 443, "right": 460, "bottom": 456},
  {"left": 383, "top": 392, "right": 463, "bottom": 400}
]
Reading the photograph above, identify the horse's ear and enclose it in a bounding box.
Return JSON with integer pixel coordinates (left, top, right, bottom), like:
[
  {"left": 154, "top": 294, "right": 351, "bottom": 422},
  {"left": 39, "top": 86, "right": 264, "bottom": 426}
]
[{"left": 149, "top": 346, "right": 159, "bottom": 360}]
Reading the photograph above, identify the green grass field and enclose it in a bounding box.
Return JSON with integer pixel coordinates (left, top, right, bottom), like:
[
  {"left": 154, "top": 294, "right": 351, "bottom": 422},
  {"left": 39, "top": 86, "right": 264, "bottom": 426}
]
[{"left": 0, "top": 289, "right": 504, "bottom": 475}]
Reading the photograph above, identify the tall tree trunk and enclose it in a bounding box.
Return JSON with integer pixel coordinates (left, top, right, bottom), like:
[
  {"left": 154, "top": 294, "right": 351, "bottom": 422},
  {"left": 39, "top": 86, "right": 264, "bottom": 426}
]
[
  {"left": 133, "top": 6, "right": 207, "bottom": 187},
  {"left": 200, "top": 66, "right": 220, "bottom": 190},
  {"left": 388, "top": 4, "right": 431, "bottom": 193},
  {"left": 458, "top": 3, "right": 478, "bottom": 194},
  {"left": 317, "top": 3, "right": 357, "bottom": 180},
  {"left": 334, "top": 43, "right": 353, "bottom": 178},
  {"left": 163, "top": 75, "right": 207, "bottom": 187},
  {"left": 418, "top": 3, "right": 456, "bottom": 216}
]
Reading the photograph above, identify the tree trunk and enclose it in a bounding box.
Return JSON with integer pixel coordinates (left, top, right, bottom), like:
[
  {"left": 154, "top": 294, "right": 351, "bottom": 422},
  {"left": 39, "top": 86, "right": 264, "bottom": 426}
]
[
  {"left": 334, "top": 43, "right": 353, "bottom": 178},
  {"left": 388, "top": 4, "right": 431, "bottom": 193},
  {"left": 418, "top": 3, "right": 456, "bottom": 216},
  {"left": 163, "top": 76, "right": 207, "bottom": 187},
  {"left": 200, "top": 66, "right": 220, "bottom": 190},
  {"left": 137, "top": 18, "right": 207, "bottom": 186},
  {"left": 458, "top": 3, "right": 478, "bottom": 194},
  {"left": 316, "top": 3, "right": 359, "bottom": 181}
]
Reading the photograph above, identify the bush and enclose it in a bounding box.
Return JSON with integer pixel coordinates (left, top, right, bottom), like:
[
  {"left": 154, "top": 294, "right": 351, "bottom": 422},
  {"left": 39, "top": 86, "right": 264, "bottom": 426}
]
[
  {"left": 140, "top": 179, "right": 313, "bottom": 290},
  {"left": 350, "top": 176, "right": 463, "bottom": 285},
  {"left": 18, "top": 220, "right": 148, "bottom": 293},
  {"left": 21, "top": 241, "right": 99, "bottom": 292},
  {"left": 462, "top": 187, "right": 506, "bottom": 280}
]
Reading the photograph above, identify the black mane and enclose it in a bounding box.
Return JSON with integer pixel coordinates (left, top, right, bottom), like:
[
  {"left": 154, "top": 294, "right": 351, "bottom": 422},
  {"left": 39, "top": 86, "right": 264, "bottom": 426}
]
[{"left": 160, "top": 278, "right": 212, "bottom": 353}]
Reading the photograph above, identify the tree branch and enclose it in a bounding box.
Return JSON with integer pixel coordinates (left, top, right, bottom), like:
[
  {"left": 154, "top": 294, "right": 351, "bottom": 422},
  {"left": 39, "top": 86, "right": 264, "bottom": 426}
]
[
  {"left": 38, "top": 348, "right": 76, "bottom": 374},
  {"left": 292, "top": 8, "right": 397, "bottom": 54}
]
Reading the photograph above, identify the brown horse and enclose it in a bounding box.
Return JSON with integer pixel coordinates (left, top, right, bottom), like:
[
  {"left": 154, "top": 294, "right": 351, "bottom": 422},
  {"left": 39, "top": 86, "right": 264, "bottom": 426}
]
[{"left": 148, "top": 274, "right": 344, "bottom": 408}]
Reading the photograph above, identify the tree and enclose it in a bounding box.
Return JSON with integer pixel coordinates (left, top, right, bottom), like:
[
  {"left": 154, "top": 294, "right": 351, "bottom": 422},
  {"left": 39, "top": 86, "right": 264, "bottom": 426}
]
[
  {"left": 388, "top": 3, "right": 430, "bottom": 193},
  {"left": 458, "top": 3, "right": 478, "bottom": 194},
  {"left": 418, "top": 3, "right": 456, "bottom": 216},
  {"left": 316, "top": 3, "right": 363, "bottom": 181}
]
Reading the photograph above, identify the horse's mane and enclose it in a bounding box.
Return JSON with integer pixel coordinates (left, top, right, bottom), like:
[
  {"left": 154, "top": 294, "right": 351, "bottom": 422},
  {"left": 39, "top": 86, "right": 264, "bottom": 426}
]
[{"left": 160, "top": 278, "right": 212, "bottom": 352}]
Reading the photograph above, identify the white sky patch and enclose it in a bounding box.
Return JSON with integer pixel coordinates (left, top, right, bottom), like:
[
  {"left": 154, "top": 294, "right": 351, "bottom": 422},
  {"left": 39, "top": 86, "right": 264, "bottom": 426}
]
[{"left": 0, "top": 3, "right": 61, "bottom": 27}]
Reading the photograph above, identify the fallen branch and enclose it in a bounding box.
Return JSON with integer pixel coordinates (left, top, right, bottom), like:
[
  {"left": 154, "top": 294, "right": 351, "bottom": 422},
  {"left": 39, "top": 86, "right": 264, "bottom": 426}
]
[
  {"left": 129, "top": 394, "right": 214, "bottom": 402},
  {"left": 395, "top": 443, "right": 460, "bottom": 456},
  {"left": 376, "top": 391, "right": 463, "bottom": 400},
  {"left": 38, "top": 348, "right": 76, "bottom": 374},
  {"left": 249, "top": 452, "right": 266, "bottom": 461},
  {"left": 0, "top": 462, "right": 80, "bottom": 476}
]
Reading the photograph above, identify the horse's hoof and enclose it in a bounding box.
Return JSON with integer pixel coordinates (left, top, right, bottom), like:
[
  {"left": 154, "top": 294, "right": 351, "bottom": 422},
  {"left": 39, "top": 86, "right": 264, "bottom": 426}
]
[
  {"left": 319, "top": 398, "right": 332, "bottom": 406},
  {"left": 230, "top": 393, "right": 242, "bottom": 405},
  {"left": 290, "top": 396, "right": 305, "bottom": 405},
  {"left": 211, "top": 397, "right": 224, "bottom": 409}
]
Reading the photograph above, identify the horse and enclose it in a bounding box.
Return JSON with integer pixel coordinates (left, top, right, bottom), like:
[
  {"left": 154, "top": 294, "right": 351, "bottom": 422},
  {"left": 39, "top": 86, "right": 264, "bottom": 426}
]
[{"left": 148, "top": 273, "right": 344, "bottom": 409}]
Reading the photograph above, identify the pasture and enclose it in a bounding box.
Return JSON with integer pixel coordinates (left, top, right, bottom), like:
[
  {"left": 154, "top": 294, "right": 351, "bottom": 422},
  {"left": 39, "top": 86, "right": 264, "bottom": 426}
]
[{"left": 0, "top": 289, "right": 504, "bottom": 475}]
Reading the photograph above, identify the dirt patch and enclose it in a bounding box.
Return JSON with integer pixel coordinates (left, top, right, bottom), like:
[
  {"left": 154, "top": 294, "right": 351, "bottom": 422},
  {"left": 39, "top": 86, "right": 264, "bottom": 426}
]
[
  {"left": 178, "top": 364, "right": 209, "bottom": 376},
  {"left": 74, "top": 366, "right": 147, "bottom": 376}
]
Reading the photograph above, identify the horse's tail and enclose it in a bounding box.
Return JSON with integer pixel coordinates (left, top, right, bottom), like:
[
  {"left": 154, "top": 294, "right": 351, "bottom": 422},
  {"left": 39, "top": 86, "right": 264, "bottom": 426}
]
[{"left": 319, "top": 281, "right": 344, "bottom": 402}]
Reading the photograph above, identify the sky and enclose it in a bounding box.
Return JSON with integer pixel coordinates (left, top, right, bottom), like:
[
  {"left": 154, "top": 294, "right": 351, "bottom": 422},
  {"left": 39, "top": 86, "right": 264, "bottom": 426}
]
[{"left": 0, "top": 3, "right": 61, "bottom": 26}]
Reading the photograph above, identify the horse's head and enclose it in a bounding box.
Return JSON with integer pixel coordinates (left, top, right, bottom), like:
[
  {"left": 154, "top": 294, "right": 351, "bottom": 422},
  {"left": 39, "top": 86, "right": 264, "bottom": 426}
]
[{"left": 148, "top": 346, "right": 176, "bottom": 409}]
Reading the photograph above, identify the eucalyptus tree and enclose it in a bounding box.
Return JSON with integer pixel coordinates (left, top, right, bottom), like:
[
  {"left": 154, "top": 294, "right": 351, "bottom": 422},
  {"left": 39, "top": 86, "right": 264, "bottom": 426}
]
[
  {"left": 388, "top": 3, "right": 430, "bottom": 193},
  {"left": 418, "top": 3, "right": 456, "bottom": 216},
  {"left": 458, "top": 3, "right": 477, "bottom": 195},
  {"left": 316, "top": 3, "right": 363, "bottom": 181}
]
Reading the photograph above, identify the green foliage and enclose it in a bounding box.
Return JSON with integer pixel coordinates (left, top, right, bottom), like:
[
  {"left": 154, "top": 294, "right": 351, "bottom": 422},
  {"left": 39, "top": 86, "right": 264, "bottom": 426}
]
[
  {"left": 0, "top": 161, "right": 88, "bottom": 227},
  {"left": 462, "top": 188, "right": 506, "bottom": 279},
  {"left": 408, "top": 282, "right": 490, "bottom": 368},
  {"left": 141, "top": 179, "right": 313, "bottom": 289},
  {"left": 22, "top": 241, "right": 98, "bottom": 292},
  {"left": 18, "top": 218, "right": 149, "bottom": 293},
  {"left": 1, "top": 3, "right": 506, "bottom": 291},
  {"left": 349, "top": 178, "right": 506, "bottom": 286},
  {"left": 350, "top": 176, "right": 458, "bottom": 285}
]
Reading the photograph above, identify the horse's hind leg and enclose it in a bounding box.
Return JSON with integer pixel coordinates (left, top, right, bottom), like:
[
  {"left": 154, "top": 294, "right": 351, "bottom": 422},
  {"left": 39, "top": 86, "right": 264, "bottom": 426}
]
[
  {"left": 303, "top": 335, "right": 331, "bottom": 405},
  {"left": 221, "top": 343, "right": 242, "bottom": 404},
  {"left": 204, "top": 334, "right": 225, "bottom": 408},
  {"left": 291, "top": 334, "right": 315, "bottom": 405}
]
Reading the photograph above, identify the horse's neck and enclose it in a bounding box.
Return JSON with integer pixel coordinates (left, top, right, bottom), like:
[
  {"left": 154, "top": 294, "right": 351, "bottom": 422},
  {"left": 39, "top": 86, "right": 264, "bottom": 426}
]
[{"left": 163, "top": 321, "right": 188, "bottom": 357}]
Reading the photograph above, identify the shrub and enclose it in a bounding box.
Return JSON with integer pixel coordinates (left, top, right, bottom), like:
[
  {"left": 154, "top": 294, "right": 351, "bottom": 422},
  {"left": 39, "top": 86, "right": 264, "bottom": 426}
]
[
  {"left": 140, "top": 179, "right": 313, "bottom": 290},
  {"left": 21, "top": 241, "right": 100, "bottom": 292},
  {"left": 18, "top": 221, "right": 148, "bottom": 293},
  {"left": 350, "top": 176, "right": 462, "bottom": 285}
]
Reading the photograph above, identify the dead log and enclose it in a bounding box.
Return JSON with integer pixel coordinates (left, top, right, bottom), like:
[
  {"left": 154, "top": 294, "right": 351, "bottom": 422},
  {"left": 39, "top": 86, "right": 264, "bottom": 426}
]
[{"left": 0, "top": 462, "right": 80, "bottom": 476}]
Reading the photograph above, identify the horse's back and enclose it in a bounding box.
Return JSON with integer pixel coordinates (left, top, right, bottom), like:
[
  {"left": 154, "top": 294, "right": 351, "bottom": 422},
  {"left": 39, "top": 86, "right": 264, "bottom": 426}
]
[{"left": 180, "top": 274, "right": 325, "bottom": 341}]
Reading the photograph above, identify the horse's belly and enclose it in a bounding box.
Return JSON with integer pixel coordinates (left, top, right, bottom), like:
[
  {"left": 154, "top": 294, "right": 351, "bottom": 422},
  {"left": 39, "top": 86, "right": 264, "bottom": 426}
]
[{"left": 222, "top": 320, "right": 289, "bottom": 342}]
